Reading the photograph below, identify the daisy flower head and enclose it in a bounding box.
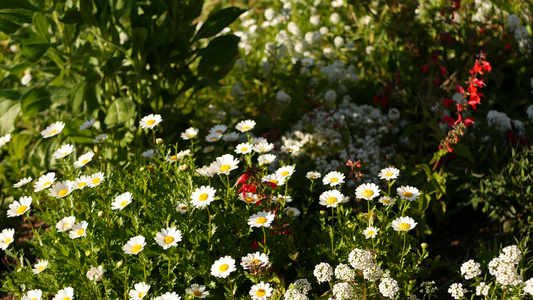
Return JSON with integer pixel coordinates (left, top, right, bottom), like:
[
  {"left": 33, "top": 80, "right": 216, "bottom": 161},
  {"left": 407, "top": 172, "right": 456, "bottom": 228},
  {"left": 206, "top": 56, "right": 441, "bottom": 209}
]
[
  {"left": 248, "top": 211, "right": 275, "bottom": 228},
  {"left": 379, "top": 167, "right": 400, "bottom": 181},
  {"left": 319, "top": 190, "right": 345, "bottom": 207},
  {"left": 379, "top": 196, "right": 394, "bottom": 206},
  {"left": 391, "top": 216, "right": 417, "bottom": 232},
  {"left": 273, "top": 194, "right": 292, "bottom": 204},
  {"left": 69, "top": 221, "right": 88, "bottom": 239},
  {"left": 363, "top": 226, "right": 379, "bottom": 239},
  {"left": 250, "top": 282, "right": 273, "bottom": 300},
  {"left": 186, "top": 284, "right": 209, "bottom": 298},
  {"left": 21, "top": 289, "right": 42, "bottom": 300},
  {"left": 355, "top": 183, "right": 380, "bottom": 200},
  {"left": 141, "top": 148, "right": 157, "bottom": 158},
  {"left": 190, "top": 186, "right": 216, "bottom": 208},
  {"left": 53, "top": 144, "right": 75, "bottom": 159},
  {"left": 86, "top": 265, "right": 106, "bottom": 281},
  {"left": 239, "top": 192, "right": 258, "bottom": 204},
  {"left": 14, "top": 176, "right": 32, "bottom": 188},
  {"left": 7, "top": 196, "right": 32, "bottom": 217},
  {"left": 32, "top": 259, "right": 49, "bottom": 274},
  {"left": 253, "top": 142, "right": 274, "bottom": 153},
  {"left": 123, "top": 235, "right": 146, "bottom": 255},
  {"left": 52, "top": 287, "right": 74, "bottom": 300},
  {"left": 258, "top": 154, "right": 276, "bottom": 166},
  {"left": 73, "top": 151, "right": 94, "bottom": 168},
  {"left": 281, "top": 143, "right": 300, "bottom": 154},
  {"left": 397, "top": 185, "right": 420, "bottom": 201},
  {"left": 155, "top": 227, "right": 182, "bottom": 249},
  {"left": 93, "top": 133, "right": 108, "bottom": 143},
  {"left": 210, "top": 255, "right": 236, "bottom": 278},
  {"left": 181, "top": 127, "right": 199, "bottom": 140},
  {"left": 111, "top": 191, "right": 133, "bottom": 210},
  {"left": 0, "top": 228, "right": 15, "bottom": 250},
  {"left": 235, "top": 142, "right": 253, "bottom": 154},
  {"left": 222, "top": 131, "right": 240, "bottom": 142},
  {"left": 41, "top": 121, "right": 65, "bottom": 138},
  {"left": 176, "top": 201, "right": 188, "bottom": 214},
  {"left": 154, "top": 292, "right": 181, "bottom": 300},
  {"left": 0, "top": 133, "right": 11, "bottom": 147},
  {"left": 276, "top": 165, "right": 295, "bottom": 178},
  {"left": 241, "top": 252, "right": 269, "bottom": 269},
  {"left": 306, "top": 171, "right": 321, "bottom": 179},
  {"left": 140, "top": 114, "right": 162, "bottom": 129},
  {"left": 206, "top": 132, "right": 223, "bottom": 142},
  {"left": 284, "top": 206, "right": 301, "bottom": 217},
  {"left": 209, "top": 124, "right": 227, "bottom": 134},
  {"left": 236, "top": 119, "right": 256, "bottom": 132},
  {"left": 210, "top": 154, "right": 239, "bottom": 175},
  {"left": 73, "top": 175, "right": 91, "bottom": 190},
  {"left": 322, "top": 171, "right": 345, "bottom": 187},
  {"left": 34, "top": 172, "right": 56, "bottom": 192},
  {"left": 88, "top": 172, "right": 105, "bottom": 188},
  {"left": 48, "top": 181, "right": 74, "bottom": 198},
  {"left": 129, "top": 282, "right": 151, "bottom": 299},
  {"left": 80, "top": 118, "right": 96, "bottom": 130},
  {"left": 262, "top": 173, "right": 285, "bottom": 186},
  {"left": 56, "top": 216, "right": 76, "bottom": 232}
]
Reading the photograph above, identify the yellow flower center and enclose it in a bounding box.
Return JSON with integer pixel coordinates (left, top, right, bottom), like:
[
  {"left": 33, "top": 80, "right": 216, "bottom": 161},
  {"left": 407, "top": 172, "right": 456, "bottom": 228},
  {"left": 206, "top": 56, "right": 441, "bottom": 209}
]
[
  {"left": 120, "top": 201, "right": 129, "bottom": 207},
  {"left": 131, "top": 244, "right": 142, "bottom": 253},
  {"left": 220, "top": 165, "right": 231, "bottom": 172},
  {"left": 216, "top": 130, "right": 223, "bottom": 133},
  {"left": 43, "top": 181, "right": 51, "bottom": 187},
  {"left": 5, "top": 238, "right": 11, "bottom": 244},
  {"left": 16, "top": 206, "right": 27, "bottom": 214},
  {"left": 269, "top": 180, "right": 278, "bottom": 184},
  {"left": 77, "top": 229, "right": 85, "bottom": 236},
  {"left": 281, "top": 171, "right": 290, "bottom": 176},
  {"left": 193, "top": 290, "right": 202, "bottom": 296},
  {"left": 241, "top": 147, "right": 248, "bottom": 152},
  {"left": 63, "top": 297, "right": 70, "bottom": 300},
  {"left": 260, "top": 147, "right": 266, "bottom": 151},
  {"left": 277, "top": 197, "right": 285, "bottom": 202},
  {"left": 330, "top": 177, "right": 339, "bottom": 183},
  {"left": 286, "top": 148, "right": 294, "bottom": 152},
  {"left": 257, "top": 289, "right": 267, "bottom": 297},
  {"left": 366, "top": 230, "right": 375, "bottom": 236},
  {"left": 256, "top": 217, "right": 268, "bottom": 224},
  {"left": 199, "top": 193, "right": 208, "bottom": 201},
  {"left": 242, "top": 126, "right": 250, "bottom": 130},
  {"left": 288, "top": 210, "right": 295, "bottom": 215},
  {"left": 31, "top": 298, "right": 37, "bottom": 300},
  {"left": 245, "top": 197, "right": 255, "bottom": 203},
  {"left": 385, "top": 172, "right": 394, "bottom": 177},
  {"left": 251, "top": 258, "right": 261, "bottom": 264},
  {"left": 398, "top": 223, "right": 411, "bottom": 230},
  {"left": 138, "top": 292, "right": 144, "bottom": 298},
  {"left": 362, "top": 190, "right": 374, "bottom": 198},
  {"left": 82, "top": 159, "right": 89, "bottom": 164},
  {"left": 58, "top": 189, "right": 68, "bottom": 197},
  {"left": 180, "top": 205, "right": 187, "bottom": 210},
  {"left": 170, "top": 155, "right": 176, "bottom": 161},
  {"left": 382, "top": 199, "right": 390, "bottom": 204},
  {"left": 38, "top": 265, "right": 45, "bottom": 272},
  {"left": 78, "top": 182, "right": 86, "bottom": 188},
  {"left": 63, "top": 223, "right": 69, "bottom": 229},
  {"left": 62, "top": 152, "right": 68, "bottom": 156},
  {"left": 219, "top": 264, "right": 229, "bottom": 272},
  {"left": 326, "top": 197, "right": 338, "bottom": 205},
  {"left": 210, "top": 136, "right": 219, "bottom": 141},
  {"left": 403, "top": 191, "right": 413, "bottom": 198},
  {"left": 188, "top": 133, "right": 195, "bottom": 138},
  {"left": 164, "top": 236, "right": 174, "bottom": 244},
  {"left": 50, "top": 130, "right": 57, "bottom": 135},
  {"left": 147, "top": 120, "right": 156, "bottom": 125},
  {"left": 92, "top": 178, "right": 100, "bottom": 184}
]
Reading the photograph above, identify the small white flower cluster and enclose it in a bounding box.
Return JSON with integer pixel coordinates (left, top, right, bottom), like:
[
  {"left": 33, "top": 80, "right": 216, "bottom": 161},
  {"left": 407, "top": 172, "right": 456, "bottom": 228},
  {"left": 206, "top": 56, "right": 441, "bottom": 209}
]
[
  {"left": 379, "top": 277, "right": 399, "bottom": 299},
  {"left": 313, "top": 262, "right": 333, "bottom": 283},
  {"left": 486, "top": 110, "right": 512, "bottom": 134},
  {"left": 524, "top": 278, "right": 533, "bottom": 296},
  {"left": 488, "top": 245, "right": 523, "bottom": 286},
  {"left": 476, "top": 282, "right": 490, "bottom": 296},
  {"left": 419, "top": 281, "right": 437, "bottom": 294},
  {"left": 284, "top": 278, "right": 311, "bottom": 300},
  {"left": 448, "top": 282, "right": 466, "bottom": 299},
  {"left": 332, "top": 282, "right": 355, "bottom": 299},
  {"left": 334, "top": 263, "right": 356, "bottom": 282},
  {"left": 348, "top": 248, "right": 375, "bottom": 271},
  {"left": 507, "top": 14, "right": 532, "bottom": 55},
  {"left": 460, "top": 259, "right": 482, "bottom": 280}
]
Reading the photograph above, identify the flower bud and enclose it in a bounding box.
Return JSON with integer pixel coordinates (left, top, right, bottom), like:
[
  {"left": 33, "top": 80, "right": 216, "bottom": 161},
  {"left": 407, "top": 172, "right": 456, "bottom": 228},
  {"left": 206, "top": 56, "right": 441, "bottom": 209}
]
[
  {"left": 85, "top": 250, "right": 91, "bottom": 256},
  {"left": 97, "top": 211, "right": 104, "bottom": 217},
  {"left": 156, "top": 138, "right": 163, "bottom": 144}
]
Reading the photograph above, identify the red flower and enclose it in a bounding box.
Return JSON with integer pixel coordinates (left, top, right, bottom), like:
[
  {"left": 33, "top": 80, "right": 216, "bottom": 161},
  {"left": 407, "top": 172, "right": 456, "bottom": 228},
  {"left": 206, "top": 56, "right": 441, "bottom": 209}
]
[
  {"left": 505, "top": 44, "right": 511, "bottom": 50},
  {"left": 443, "top": 98, "right": 455, "bottom": 108},
  {"left": 439, "top": 66, "right": 448, "bottom": 75},
  {"left": 422, "top": 65, "right": 428, "bottom": 73},
  {"left": 464, "top": 118, "right": 475, "bottom": 127},
  {"left": 472, "top": 61, "right": 483, "bottom": 73},
  {"left": 482, "top": 61, "right": 492, "bottom": 72}
]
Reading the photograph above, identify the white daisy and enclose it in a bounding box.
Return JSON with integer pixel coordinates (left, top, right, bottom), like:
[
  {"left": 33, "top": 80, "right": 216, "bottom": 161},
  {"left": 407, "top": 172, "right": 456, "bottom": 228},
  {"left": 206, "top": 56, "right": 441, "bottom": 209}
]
[
  {"left": 34, "top": 172, "right": 56, "bottom": 192},
  {"left": 250, "top": 282, "right": 273, "bottom": 300},
  {"left": 141, "top": 148, "right": 157, "bottom": 158},
  {"left": 251, "top": 137, "right": 266, "bottom": 145},
  {"left": 53, "top": 144, "right": 75, "bottom": 159},
  {"left": 32, "top": 259, "right": 49, "bottom": 274},
  {"left": 222, "top": 132, "right": 240, "bottom": 142},
  {"left": 0, "top": 133, "right": 11, "bottom": 147},
  {"left": 253, "top": 142, "right": 274, "bottom": 153},
  {"left": 262, "top": 173, "right": 285, "bottom": 186},
  {"left": 235, "top": 142, "right": 253, "bottom": 154},
  {"left": 166, "top": 149, "right": 191, "bottom": 163},
  {"left": 190, "top": 186, "right": 216, "bottom": 208},
  {"left": 48, "top": 181, "right": 74, "bottom": 198},
  {"left": 272, "top": 194, "right": 292, "bottom": 203},
  {"left": 73, "top": 175, "right": 91, "bottom": 190},
  {"left": 41, "top": 121, "right": 65, "bottom": 138},
  {"left": 111, "top": 192, "right": 133, "bottom": 210},
  {"left": 209, "top": 125, "right": 227, "bottom": 134},
  {"left": 155, "top": 227, "right": 182, "bottom": 249},
  {"left": 176, "top": 201, "right": 188, "bottom": 213},
  {"left": 56, "top": 216, "right": 76, "bottom": 232},
  {"left": 185, "top": 284, "right": 209, "bottom": 298},
  {"left": 209, "top": 154, "right": 239, "bottom": 175},
  {"left": 248, "top": 211, "right": 275, "bottom": 228},
  {"left": 52, "top": 287, "right": 74, "bottom": 300},
  {"left": 80, "top": 118, "right": 96, "bottom": 130},
  {"left": 391, "top": 216, "right": 417, "bottom": 232},
  {"left": 86, "top": 266, "right": 106, "bottom": 281},
  {"left": 396, "top": 186, "right": 420, "bottom": 201},
  {"left": 88, "top": 172, "right": 105, "bottom": 188},
  {"left": 0, "top": 228, "right": 15, "bottom": 250},
  {"left": 258, "top": 154, "right": 276, "bottom": 166},
  {"left": 378, "top": 167, "right": 400, "bottom": 181},
  {"left": 13, "top": 177, "right": 32, "bottom": 188},
  {"left": 21, "top": 289, "right": 42, "bottom": 300},
  {"left": 210, "top": 255, "right": 236, "bottom": 278},
  {"left": 181, "top": 127, "right": 199, "bottom": 140},
  {"left": 123, "top": 235, "right": 146, "bottom": 255},
  {"left": 281, "top": 143, "right": 300, "bottom": 154},
  {"left": 93, "top": 133, "right": 108, "bottom": 143},
  {"left": 235, "top": 120, "right": 256, "bottom": 132},
  {"left": 238, "top": 192, "right": 258, "bottom": 204},
  {"left": 241, "top": 252, "right": 269, "bottom": 269},
  {"left": 284, "top": 207, "right": 301, "bottom": 217},
  {"left": 129, "top": 282, "right": 151, "bottom": 299},
  {"left": 139, "top": 114, "right": 162, "bottom": 129},
  {"left": 69, "top": 221, "right": 88, "bottom": 239},
  {"left": 306, "top": 171, "right": 321, "bottom": 179},
  {"left": 362, "top": 226, "right": 379, "bottom": 239},
  {"left": 196, "top": 165, "right": 216, "bottom": 178},
  {"left": 355, "top": 183, "right": 380, "bottom": 200},
  {"left": 7, "top": 196, "right": 32, "bottom": 217},
  {"left": 154, "top": 292, "right": 181, "bottom": 300},
  {"left": 276, "top": 165, "right": 295, "bottom": 178},
  {"left": 205, "top": 132, "right": 223, "bottom": 142},
  {"left": 322, "top": 171, "right": 345, "bottom": 187},
  {"left": 319, "top": 190, "right": 345, "bottom": 207},
  {"left": 379, "top": 196, "right": 394, "bottom": 206},
  {"left": 73, "top": 151, "right": 95, "bottom": 168}
]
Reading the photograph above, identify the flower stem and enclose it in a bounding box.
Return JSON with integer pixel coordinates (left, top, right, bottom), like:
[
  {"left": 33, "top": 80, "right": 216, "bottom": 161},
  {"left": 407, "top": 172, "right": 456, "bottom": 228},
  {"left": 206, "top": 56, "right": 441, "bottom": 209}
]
[
  {"left": 26, "top": 214, "right": 42, "bottom": 246},
  {"left": 228, "top": 276, "right": 235, "bottom": 300},
  {"left": 262, "top": 226, "right": 268, "bottom": 254},
  {"left": 206, "top": 206, "right": 212, "bottom": 250}
]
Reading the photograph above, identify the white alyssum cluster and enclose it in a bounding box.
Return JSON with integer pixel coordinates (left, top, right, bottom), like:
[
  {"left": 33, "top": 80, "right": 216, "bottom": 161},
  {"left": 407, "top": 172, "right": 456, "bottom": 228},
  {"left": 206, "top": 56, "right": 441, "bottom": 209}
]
[
  {"left": 379, "top": 277, "right": 399, "bottom": 299},
  {"left": 332, "top": 282, "right": 355, "bottom": 299},
  {"left": 524, "top": 278, "right": 533, "bottom": 295},
  {"left": 487, "top": 110, "right": 512, "bottom": 133},
  {"left": 460, "top": 259, "right": 482, "bottom": 280},
  {"left": 448, "top": 283, "right": 466, "bottom": 299},
  {"left": 284, "top": 278, "right": 311, "bottom": 300},
  {"left": 488, "top": 245, "right": 523, "bottom": 286},
  {"left": 335, "top": 263, "right": 356, "bottom": 281},
  {"left": 476, "top": 282, "right": 490, "bottom": 296},
  {"left": 506, "top": 14, "right": 532, "bottom": 54},
  {"left": 313, "top": 262, "right": 333, "bottom": 283}
]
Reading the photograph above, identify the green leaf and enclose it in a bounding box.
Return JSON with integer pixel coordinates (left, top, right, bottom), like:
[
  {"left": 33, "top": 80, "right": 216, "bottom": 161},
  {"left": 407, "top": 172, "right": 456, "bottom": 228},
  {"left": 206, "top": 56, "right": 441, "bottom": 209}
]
[
  {"left": 0, "top": 99, "right": 21, "bottom": 136},
  {"left": 453, "top": 143, "right": 474, "bottom": 163},
  {"left": 20, "top": 87, "right": 51, "bottom": 117},
  {"left": 0, "top": 60, "right": 36, "bottom": 75},
  {"left": 0, "top": 16, "right": 20, "bottom": 34},
  {"left": 197, "top": 34, "right": 239, "bottom": 79},
  {"left": 194, "top": 7, "right": 246, "bottom": 40},
  {"left": 60, "top": 8, "right": 82, "bottom": 24},
  {"left": 131, "top": 27, "right": 148, "bottom": 73},
  {"left": 0, "top": 0, "right": 41, "bottom": 11},
  {"left": 104, "top": 97, "right": 136, "bottom": 127},
  {"left": 32, "top": 12, "right": 49, "bottom": 41},
  {"left": 12, "top": 27, "right": 50, "bottom": 61}
]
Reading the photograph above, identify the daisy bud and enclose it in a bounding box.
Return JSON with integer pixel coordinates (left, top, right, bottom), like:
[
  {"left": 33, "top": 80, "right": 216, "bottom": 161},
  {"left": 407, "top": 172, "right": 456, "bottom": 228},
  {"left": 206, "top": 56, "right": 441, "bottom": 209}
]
[
  {"left": 156, "top": 138, "right": 163, "bottom": 144},
  {"left": 97, "top": 211, "right": 104, "bottom": 217}
]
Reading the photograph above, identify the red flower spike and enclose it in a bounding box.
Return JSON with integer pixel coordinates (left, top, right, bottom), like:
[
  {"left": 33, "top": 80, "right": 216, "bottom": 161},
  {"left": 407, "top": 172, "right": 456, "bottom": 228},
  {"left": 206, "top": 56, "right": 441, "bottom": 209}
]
[
  {"left": 237, "top": 173, "right": 250, "bottom": 185},
  {"left": 443, "top": 98, "right": 454, "bottom": 108},
  {"left": 482, "top": 61, "right": 492, "bottom": 72},
  {"left": 464, "top": 118, "right": 475, "bottom": 127},
  {"left": 455, "top": 85, "right": 465, "bottom": 94},
  {"left": 439, "top": 66, "right": 448, "bottom": 75},
  {"left": 472, "top": 61, "right": 482, "bottom": 73}
]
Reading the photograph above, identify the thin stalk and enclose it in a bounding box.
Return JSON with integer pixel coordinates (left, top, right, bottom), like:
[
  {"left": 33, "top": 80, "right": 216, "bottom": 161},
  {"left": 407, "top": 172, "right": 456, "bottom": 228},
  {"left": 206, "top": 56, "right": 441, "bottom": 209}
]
[
  {"left": 206, "top": 206, "right": 212, "bottom": 250},
  {"left": 261, "top": 226, "right": 268, "bottom": 254},
  {"left": 228, "top": 276, "right": 235, "bottom": 300},
  {"left": 26, "top": 214, "right": 42, "bottom": 246}
]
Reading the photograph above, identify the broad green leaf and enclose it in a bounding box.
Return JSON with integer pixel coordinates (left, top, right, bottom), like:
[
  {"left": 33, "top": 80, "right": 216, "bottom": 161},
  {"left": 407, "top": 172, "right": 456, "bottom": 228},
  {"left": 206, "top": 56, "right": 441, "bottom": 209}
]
[
  {"left": 197, "top": 34, "right": 239, "bottom": 79},
  {"left": 7, "top": 133, "right": 32, "bottom": 159},
  {"left": 32, "top": 12, "right": 49, "bottom": 41},
  {"left": 131, "top": 27, "right": 148, "bottom": 73},
  {"left": 0, "top": 0, "right": 40, "bottom": 11},
  {"left": 0, "top": 16, "right": 20, "bottom": 34},
  {"left": 20, "top": 87, "right": 51, "bottom": 117},
  {"left": 12, "top": 27, "right": 50, "bottom": 61},
  {"left": 0, "top": 60, "right": 36, "bottom": 75},
  {"left": 194, "top": 7, "right": 246, "bottom": 40},
  {"left": 0, "top": 99, "right": 21, "bottom": 136},
  {"left": 104, "top": 97, "right": 136, "bottom": 127},
  {"left": 60, "top": 8, "right": 83, "bottom": 24},
  {"left": 453, "top": 143, "right": 474, "bottom": 163}
]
